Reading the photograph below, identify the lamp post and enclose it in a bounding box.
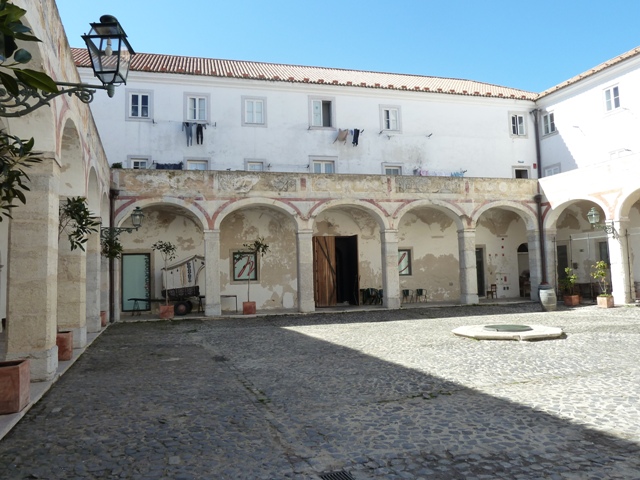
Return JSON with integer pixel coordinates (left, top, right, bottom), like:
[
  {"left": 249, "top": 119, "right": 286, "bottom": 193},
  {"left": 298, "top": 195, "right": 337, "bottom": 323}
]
[
  {"left": 587, "top": 207, "right": 618, "bottom": 238},
  {"left": 0, "top": 15, "right": 135, "bottom": 117}
]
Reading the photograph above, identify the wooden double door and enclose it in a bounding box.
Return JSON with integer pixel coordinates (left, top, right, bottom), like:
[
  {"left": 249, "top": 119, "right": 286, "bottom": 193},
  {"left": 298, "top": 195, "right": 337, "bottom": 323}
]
[{"left": 313, "top": 236, "right": 359, "bottom": 307}]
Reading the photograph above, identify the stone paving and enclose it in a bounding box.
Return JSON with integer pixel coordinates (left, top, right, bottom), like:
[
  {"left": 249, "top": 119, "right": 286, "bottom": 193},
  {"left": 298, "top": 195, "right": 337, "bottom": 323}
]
[{"left": 0, "top": 303, "right": 639, "bottom": 479}]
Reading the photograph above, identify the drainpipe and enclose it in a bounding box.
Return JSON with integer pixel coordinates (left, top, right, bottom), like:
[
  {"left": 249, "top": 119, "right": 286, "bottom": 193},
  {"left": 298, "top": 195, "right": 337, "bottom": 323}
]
[
  {"left": 531, "top": 109, "right": 548, "bottom": 284},
  {"left": 108, "top": 189, "right": 119, "bottom": 323}
]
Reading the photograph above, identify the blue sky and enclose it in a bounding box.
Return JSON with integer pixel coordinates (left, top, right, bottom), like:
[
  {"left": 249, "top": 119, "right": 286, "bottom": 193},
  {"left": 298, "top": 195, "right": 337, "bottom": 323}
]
[{"left": 55, "top": 0, "right": 640, "bottom": 93}]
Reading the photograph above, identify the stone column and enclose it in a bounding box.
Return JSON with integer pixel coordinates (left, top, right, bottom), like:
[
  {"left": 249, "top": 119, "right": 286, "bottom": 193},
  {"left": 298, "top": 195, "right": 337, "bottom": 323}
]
[
  {"left": 526, "top": 229, "right": 542, "bottom": 300},
  {"left": 85, "top": 230, "right": 101, "bottom": 333},
  {"left": 458, "top": 229, "right": 479, "bottom": 304},
  {"left": 5, "top": 155, "right": 59, "bottom": 381},
  {"left": 609, "top": 220, "right": 631, "bottom": 304},
  {"left": 296, "top": 229, "right": 315, "bottom": 313},
  {"left": 57, "top": 236, "right": 87, "bottom": 348},
  {"left": 542, "top": 229, "right": 557, "bottom": 294},
  {"left": 204, "top": 229, "right": 221, "bottom": 316},
  {"left": 381, "top": 229, "right": 401, "bottom": 309}
]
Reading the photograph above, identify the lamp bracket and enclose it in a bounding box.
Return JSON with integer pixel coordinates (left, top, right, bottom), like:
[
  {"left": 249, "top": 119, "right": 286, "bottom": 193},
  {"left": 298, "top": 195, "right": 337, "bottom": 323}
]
[
  {"left": 100, "top": 226, "right": 139, "bottom": 241},
  {"left": 0, "top": 80, "right": 113, "bottom": 118},
  {"left": 593, "top": 222, "right": 619, "bottom": 239}
]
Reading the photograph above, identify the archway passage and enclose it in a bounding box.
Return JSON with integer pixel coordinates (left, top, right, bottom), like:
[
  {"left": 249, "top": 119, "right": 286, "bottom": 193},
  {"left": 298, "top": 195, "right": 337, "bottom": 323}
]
[{"left": 313, "top": 235, "right": 359, "bottom": 307}]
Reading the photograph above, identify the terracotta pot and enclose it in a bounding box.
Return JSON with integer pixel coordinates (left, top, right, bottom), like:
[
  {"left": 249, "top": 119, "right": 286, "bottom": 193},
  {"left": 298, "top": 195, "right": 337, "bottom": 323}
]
[
  {"left": 243, "top": 301, "right": 256, "bottom": 315},
  {"left": 597, "top": 295, "right": 614, "bottom": 308},
  {"left": 159, "top": 304, "right": 174, "bottom": 319},
  {"left": 56, "top": 331, "right": 74, "bottom": 361},
  {"left": 100, "top": 311, "right": 108, "bottom": 327},
  {"left": 563, "top": 294, "right": 580, "bottom": 306},
  {"left": 0, "top": 358, "right": 30, "bottom": 414}
]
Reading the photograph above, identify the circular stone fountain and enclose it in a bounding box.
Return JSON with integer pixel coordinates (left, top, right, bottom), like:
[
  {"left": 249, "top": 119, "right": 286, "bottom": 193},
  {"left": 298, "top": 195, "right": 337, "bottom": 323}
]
[{"left": 452, "top": 324, "right": 563, "bottom": 341}]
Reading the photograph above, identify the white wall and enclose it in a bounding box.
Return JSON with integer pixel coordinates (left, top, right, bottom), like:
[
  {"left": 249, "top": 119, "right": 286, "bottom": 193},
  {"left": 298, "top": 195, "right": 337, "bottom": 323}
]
[
  {"left": 81, "top": 68, "right": 537, "bottom": 179},
  {"left": 537, "top": 55, "right": 640, "bottom": 175}
]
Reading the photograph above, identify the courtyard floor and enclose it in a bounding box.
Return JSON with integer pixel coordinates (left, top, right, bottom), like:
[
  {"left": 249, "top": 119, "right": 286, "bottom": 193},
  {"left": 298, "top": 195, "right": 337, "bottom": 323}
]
[{"left": 0, "top": 302, "right": 639, "bottom": 479}]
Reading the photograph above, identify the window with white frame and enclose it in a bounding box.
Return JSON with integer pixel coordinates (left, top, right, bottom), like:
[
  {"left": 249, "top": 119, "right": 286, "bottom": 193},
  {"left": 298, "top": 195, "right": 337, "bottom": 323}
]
[
  {"left": 127, "top": 91, "right": 152, "bottom": 120},
  {"left": 542, "top": 112, "right": 556, "bottom": 135},
  {"left": 186, "top": 159, "right": 209, "bottom": 170},
  {"left": 510, "top": 113, "right": 526, "bottom": 136},
  {"left": 309, "top": 97, "right": 334, "bottom": 128},
  {"left": 245, "top": 160, "right": 264, "bottom": 171},
  {"left": 384, "top": 165, "right": 402, "bottom": 175},
  {"left": 380, "top": 105, "right": 401, "bottom": 131},
  {"left": 398, "top": 249, "right": 412, "bottom": 276},
  {"left": 128, "top": 156, "right": 150, "bottom": 169},
  {"left": 312, "top": 159, "right": 335, "bottom": 173},
  {"left": 544, "top": 164, "right": 561, "bottom": 176},
  {"left": 185, "top": 94, "right": 208, "bottom": 121},
  {"left": 242, "top": 97, "right": 266, "bottom": 126},
  {"left": 604, "top": 86, "right": 620, "bottom": 112}
]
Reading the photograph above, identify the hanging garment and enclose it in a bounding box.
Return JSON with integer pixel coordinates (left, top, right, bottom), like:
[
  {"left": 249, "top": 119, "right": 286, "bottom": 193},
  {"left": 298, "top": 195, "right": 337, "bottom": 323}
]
[
  {"left": 182, "top": 122, "right": 193, "bottom": 146},
  {"left": 352, "top": 128, "right": 360, "bottom": 146},
  {"left": 334, "top": 128, "right": 349, "bottom": 144},
  {"left": 196, "top": 123, "right": 206, "bottom": 144}
]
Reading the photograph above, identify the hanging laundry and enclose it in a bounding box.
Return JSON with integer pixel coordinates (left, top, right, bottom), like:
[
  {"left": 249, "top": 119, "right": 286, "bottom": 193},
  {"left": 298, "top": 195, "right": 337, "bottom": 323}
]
[
  {"left": 182, "top": 122, "right": 193, "bottom": 146},
  {"left": 196, "top": 123, "right": 206, "bottom": 144},
  {"left": 334, "top": 128, "right": 349, "bottom": 144},
  {"left": 352, "top": 128, "right": 360, "bottom": 146}
]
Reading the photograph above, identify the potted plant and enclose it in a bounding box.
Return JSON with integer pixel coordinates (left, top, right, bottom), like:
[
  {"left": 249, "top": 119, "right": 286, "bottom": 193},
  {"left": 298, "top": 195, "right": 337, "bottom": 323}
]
[
  {"left": 591, "top": 260, "right": 614, "bottom": 308},
  {"left": 234, "top": 237, "right": 269, "bottom": 315},
  {"left": 58, "top": 196, "right": 101, "bottom": 251},
  {"left": 559, "top": 267, "right": 579, "bottom": 306},
  {"left": 152, "top": 240, "right": 177, "bottom": 318}
]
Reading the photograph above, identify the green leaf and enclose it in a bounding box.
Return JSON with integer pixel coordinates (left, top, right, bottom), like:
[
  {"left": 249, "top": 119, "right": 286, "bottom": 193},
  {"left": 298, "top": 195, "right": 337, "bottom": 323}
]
[
  {"left": 14, "top": 69, "right": 58, "bottom": 93},
  {"left": 12, "top": 47, "right": 31, "bottom": 63},
  {"left": 0, "top": 70, "right": 19, "bottom": 95}
]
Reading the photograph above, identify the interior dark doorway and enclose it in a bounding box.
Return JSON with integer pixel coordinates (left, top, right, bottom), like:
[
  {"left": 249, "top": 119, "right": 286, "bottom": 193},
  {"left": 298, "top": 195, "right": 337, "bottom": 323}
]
[{"left": 313, "top": 235, "right": 359, "bottom": 307}]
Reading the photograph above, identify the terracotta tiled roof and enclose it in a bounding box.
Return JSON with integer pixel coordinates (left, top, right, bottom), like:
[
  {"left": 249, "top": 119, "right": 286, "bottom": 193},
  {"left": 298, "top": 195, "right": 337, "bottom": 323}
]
[
  {"left": 71, "top": 48, "right": 536, "bottom": 100},
  {"left": 538, "top": 45, "right": 640, "bottom": 98}
]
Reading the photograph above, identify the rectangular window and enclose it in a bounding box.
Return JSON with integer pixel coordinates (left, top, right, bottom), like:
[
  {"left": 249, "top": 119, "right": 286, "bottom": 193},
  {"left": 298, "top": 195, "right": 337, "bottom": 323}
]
[
  {"left": 233, "top": 251, "right": 258, "bottom": 281},
  {"left": 544, "top": 164, "right": 561, "bottom": 176},
  {"left": 542, "top": 112, "right": 556, "bottom": 135},
  {"left": 380, "top": 106, "right": 401, "bottom": 131},
  {"left": 126, "top": 90, "right": 153, "bottom": 121},
  {"left": 398, "top": 249, "right": 412, "bottom": 276},
  {"left": 510, "top": 114, "right": 526, "bottom": 136},
  {"left": 384, "top": 165, "right": 402, "bottom": 175},
  {"left": 312, "top": 160, "right": 335, "bottom": 173},
  {"left": 130, "top": 93, "right": 149, "bottom": 118},
  {"left": 310, "top": 97, "right": 334, "bottom": 128},
  {"left": 131, "top": 159, "right": 148, "bottom": 169},
  {"left": 186, "top": 160, "right": 208, "bottom": 170},
  {"left": 186, "top": 95, "right": 207, "bottom": 121},
  {"left": 128, "top": 156, "right": 150, "bottom": 169},
  {"left": 514, "top": 168, "right": 529, "bottom": 179},
  {"left": 604, "top": 86, "right": 620, "bottom": 111},
  {"left": 243, "top": 97, "right": 266, "bottom": 125},
  {"left": 246, "top": 161, "right": 264, "bottom": 171}
]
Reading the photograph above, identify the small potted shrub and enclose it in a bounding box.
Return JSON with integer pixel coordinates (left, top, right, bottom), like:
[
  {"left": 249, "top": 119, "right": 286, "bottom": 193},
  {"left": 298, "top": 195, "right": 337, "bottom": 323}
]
[
  {"left": 234, "top": 237, "right": 269, "bottom": 315},
  {"left": 591, "top": 260, "right": 614, "bottom": 308},
  {"left": 559, "top": 267, "right": 579, "bottom": 306},
  {"left": 152, "top": 241, "right": 177, "bottom": 318}
]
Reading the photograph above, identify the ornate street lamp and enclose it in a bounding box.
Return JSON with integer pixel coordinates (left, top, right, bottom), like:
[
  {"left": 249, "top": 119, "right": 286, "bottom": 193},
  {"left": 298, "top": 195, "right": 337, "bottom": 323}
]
[
  {"left": 81, "top": 15, "right": 135, "bottom": 92},
  {"left": 587, "top": 207, "right": 618, "bottom": 238},
  {"left": 0, "top": 15, "right": 135, "bottom": 117},
  {"left": 100, "top": 206, "right": 145, "bottom": 241}
]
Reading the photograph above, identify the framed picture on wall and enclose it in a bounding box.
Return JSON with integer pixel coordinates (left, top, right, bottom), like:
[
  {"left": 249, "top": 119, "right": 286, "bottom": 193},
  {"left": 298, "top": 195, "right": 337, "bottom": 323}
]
[{"left": 233, "top": 251, "right": 258, "bottom": 281}]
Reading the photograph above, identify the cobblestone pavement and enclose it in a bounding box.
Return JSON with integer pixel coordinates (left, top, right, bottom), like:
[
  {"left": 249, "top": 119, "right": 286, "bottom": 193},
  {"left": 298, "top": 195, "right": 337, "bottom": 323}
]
[{"left": 1, "top": 303, "right": 640, "bottom": 479}]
